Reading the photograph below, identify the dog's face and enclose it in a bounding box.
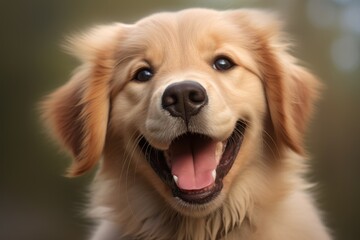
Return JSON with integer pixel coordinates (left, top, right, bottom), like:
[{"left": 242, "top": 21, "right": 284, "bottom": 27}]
[{"left": 42, "top": 9, "right": 319, "bottom": 216}]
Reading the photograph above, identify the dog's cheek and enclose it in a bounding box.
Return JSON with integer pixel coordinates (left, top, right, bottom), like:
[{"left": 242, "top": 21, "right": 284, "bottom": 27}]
[
  {"left": 218, "top": 71, "right": 267, "bottom": 125},
  {"left": 110, "top": 83, "right": 150, "bottom": 128}
]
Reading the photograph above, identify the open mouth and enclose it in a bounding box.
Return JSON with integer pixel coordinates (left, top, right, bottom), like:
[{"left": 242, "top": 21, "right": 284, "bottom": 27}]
[{"left": 139, "top": 121, "right": 246, "bottom": 205}]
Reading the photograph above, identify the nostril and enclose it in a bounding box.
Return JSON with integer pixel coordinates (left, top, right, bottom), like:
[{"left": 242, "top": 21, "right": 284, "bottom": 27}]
[
  {"left": 189, "top": 90, "right": 206, "bottom": 103},
  {"left": 162, "top": 94, "right": 178, "bottom": 107}
]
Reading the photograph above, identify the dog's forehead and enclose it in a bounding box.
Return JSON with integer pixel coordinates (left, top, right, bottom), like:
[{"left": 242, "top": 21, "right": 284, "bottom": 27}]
[
  {"left": 136, "top": 8, "right": 224, "bottom": 34},
  {"left": 119, "top": 10, "right": 241, "bottom": 62}
]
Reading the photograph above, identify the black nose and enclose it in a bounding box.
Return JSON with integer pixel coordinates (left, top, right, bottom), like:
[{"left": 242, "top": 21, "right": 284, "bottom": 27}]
[{"left": 162, "top": 81, "right": 208, "bottom": 124}]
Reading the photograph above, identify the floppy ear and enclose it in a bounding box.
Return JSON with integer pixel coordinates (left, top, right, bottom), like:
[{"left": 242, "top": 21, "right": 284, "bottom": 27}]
[
  {"left": 41, "top": 24, "right": 124, "bottom": 176},
  {"left": 227, "top": 10, "right": 321, "bottom": 154},
  {"left": 264, "top": 63, "right": 320, "bottom": 155}
]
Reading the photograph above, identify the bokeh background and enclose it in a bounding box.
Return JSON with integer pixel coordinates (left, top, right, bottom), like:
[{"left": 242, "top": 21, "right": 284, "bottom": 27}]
[{"left": 1, "top": 0, "right": 359, "bottom": 239}]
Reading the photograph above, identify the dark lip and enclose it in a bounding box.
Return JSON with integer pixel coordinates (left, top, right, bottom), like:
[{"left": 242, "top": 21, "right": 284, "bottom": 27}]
[{"left": 139, "top": 120, "right": 246, "bottom": 205}]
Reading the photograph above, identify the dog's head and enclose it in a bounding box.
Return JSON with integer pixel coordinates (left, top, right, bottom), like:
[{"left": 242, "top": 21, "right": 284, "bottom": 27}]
[{"left": 42, "top": 9, "right": 320, "bottom": 216}]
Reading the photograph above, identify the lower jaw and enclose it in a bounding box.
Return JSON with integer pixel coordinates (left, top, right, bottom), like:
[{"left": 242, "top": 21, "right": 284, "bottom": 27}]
[
  {"left": 172, "top": 179, "right": 223, "bottom": 205},
  {"left": 169, "top": 189, "right": 228, "bottom": 218}
]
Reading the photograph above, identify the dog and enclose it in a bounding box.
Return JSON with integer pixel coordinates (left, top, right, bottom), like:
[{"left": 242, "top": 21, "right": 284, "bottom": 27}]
[{"left": 41, "top": 8, "right": 332, "bottom": 240}]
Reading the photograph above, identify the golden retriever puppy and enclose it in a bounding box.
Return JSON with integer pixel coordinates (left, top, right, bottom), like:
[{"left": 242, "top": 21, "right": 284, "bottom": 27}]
[{"left": 41, "top": 8, "right": 331, "bottom": 240}]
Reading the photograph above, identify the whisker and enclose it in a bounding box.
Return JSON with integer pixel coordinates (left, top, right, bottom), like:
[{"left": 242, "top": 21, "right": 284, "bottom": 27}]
[{"left": 261, "top": 129, "right": 280, "bottom": 159}]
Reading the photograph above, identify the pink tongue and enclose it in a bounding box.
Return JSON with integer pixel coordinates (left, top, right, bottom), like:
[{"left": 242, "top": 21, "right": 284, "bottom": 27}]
[{"left": 170, "top": 135, "right": 218, "bottom": 190}]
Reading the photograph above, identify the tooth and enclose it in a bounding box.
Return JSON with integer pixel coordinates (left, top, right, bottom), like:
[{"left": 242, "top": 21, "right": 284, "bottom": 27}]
[
  {"left": 211, "top": 170, "right": 216, "bottom": 180},
  {"left": 215, "top": 142, "right": 223, "bottom": 164},
  {"left": 173, "top": 175, "right": 178, "bottom": 184}
]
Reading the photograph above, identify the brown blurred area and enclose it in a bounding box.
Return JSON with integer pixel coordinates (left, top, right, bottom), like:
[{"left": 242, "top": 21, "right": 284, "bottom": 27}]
[{"left": 1, "top": 0, "right": 359, "bottom": 239}]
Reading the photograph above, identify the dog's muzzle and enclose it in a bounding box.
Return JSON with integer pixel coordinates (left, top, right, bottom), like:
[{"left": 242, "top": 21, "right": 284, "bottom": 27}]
[{"left": 139, "top": 80, "right": 246, "bottom": 205}]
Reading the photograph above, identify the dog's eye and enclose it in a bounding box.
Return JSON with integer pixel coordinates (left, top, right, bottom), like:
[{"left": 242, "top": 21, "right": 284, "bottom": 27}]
[
  {"left": 134, "top": 68, "right": 153, "bottom": 82},
  {"left": 213, "top": 57, "right": 235, "bottom": 71}
]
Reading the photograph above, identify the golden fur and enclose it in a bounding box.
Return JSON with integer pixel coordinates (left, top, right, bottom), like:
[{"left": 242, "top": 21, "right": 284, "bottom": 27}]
[{"left": 41, "top": 8, "right": 331, "bottom": 240}]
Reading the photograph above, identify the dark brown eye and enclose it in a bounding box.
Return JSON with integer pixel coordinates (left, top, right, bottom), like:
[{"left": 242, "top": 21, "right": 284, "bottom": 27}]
[
  {"left": 134, "top": 68, "right": 153, "bottom": 82},
  {"left": 213, "top": 57, "right": 235, "bottom": 71}
]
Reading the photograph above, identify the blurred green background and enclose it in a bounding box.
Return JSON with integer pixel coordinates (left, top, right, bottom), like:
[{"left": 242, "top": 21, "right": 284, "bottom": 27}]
[{"left": 1, "top": 0, "right": 359, "bottom": 239}]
